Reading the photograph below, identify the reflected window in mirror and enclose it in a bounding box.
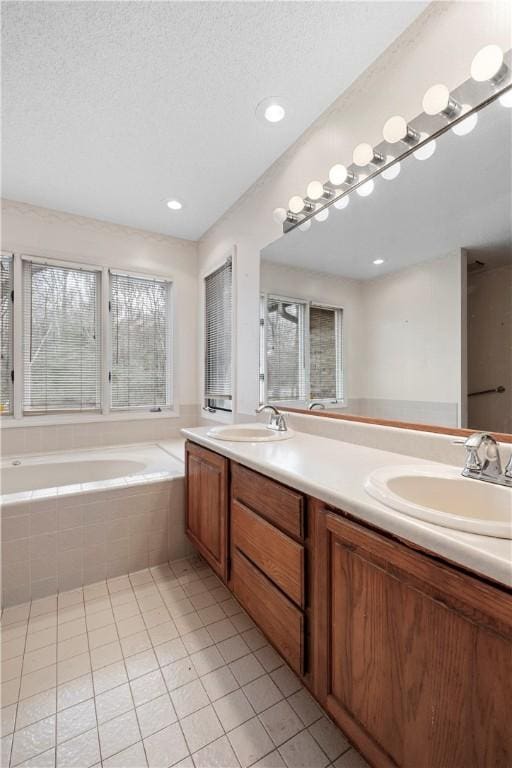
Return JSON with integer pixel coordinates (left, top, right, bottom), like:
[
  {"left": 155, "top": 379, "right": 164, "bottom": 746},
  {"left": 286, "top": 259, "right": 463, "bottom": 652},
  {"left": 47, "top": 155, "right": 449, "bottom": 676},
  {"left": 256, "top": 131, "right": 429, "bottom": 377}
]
[{"left": 260, "top": 294, "right": 343, "bottom": 406}]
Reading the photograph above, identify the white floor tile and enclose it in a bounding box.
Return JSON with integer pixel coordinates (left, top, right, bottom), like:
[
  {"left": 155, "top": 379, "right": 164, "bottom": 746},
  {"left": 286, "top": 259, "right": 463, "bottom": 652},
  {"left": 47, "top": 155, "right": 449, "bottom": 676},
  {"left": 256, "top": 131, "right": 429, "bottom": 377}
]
[
  {"left": 287, "top": 689, "right": 323, "bottom": 727},
  {"left": 20, "top": 665, "right": 57, "bottom": 700},
  {"left": 180, "top": 704, "right": 223, "bottom": 753},
  {"left": 161, "top": 658, "right": 197, "bottom": 692},
  {"left": 154, "top": 638, "right": 187, "bottom": 667},
  {"left": 259, "top": 701, "right": 303, "bottom": 747},
  {"left": 213, "top": 689, "right": 254, "bottom": 732},
  {"left": 93, "top": 662, "right": 128, "bottom": 696},
  {"left": 17, "top": 745, "right": 56, "bottom": 768},
  {"left": 217, "top": 636, "right": 251, "bottom": 664},
  {"left": 95, "top": 683, "right": 134, "bottom": 725},
  {"left": 1, "top": 703, "right": 16, "bottom": 737},
  {"left": 143, "top": 722, "right": 189, "bottom": 768},
  {"left": 242, "top": 675, "right": 283, "bottom": 714},
  {"left": 11, "top": 715, "right": 56, "bottom": 767},
  {"left": 229, "top": 654, "right": 265, "bottom": 686},
  {"left": 201, "top": 666, "right": 239, "bottom": 702},
  {"left": 308, "top": 717, "right": 350, "bottom": 761},
  {"left": 136, "top": 693, "right": 177, "bottom": 738},
  {"left": 333, "top": 748, "right": 371, "bottom": 768},
  {"left": 252, "top": 750, "right": 287, "bottom": 768},
  {"left": 90, "top": 640, "right": 123, "bottom": 671},
  {"left": 57, "top": 699, "right": 97, "bottom": 744},
  {"left": 16, "top": 689, "right": 57, "bottom": 731},
  {"left": 228, "top": 717, "right": 274, "bottom": 768},
  {"left": 207, "top": 619, "right": 238, "bottom": 644},
  {"left": 130, "top": 669, "right": 167, "bottom": 707},
  {"left": 98, "top": 709, "right": 141, "bottom": 760},
  {"left": 87, "top": 624, "right": 119, "bottom": 650},
  {"left": 170, "top": 679, "right": 209, "bottom": 718},
  {"left": 120, "top": 630, "right": 152, "bottom": 658},
  {"left": 125, "top": 649, "right": 159, "bottom": 681},
  {"left": 22, "top": 646, "right": 56, "bottom": 676},
  {"left": 270, "top": 666, "right": 302, "bottom": 698},
  {"left": 279, "top": 730, "right": 329, "bottom": 768},
  {"left": 56, "top": 726, "right": 100, "bottom": 768},
  {"left": 57, "top": 673, "right": 93, "bottom": 711},
  {"left": 103, "top": 741, "right": 148, "bottom": 768},
  {"left": 189, "top": 646, "right": 224, "bottom": 677},
  {"left": 192, "top": 734, "right": 240, "bottom": 768}
]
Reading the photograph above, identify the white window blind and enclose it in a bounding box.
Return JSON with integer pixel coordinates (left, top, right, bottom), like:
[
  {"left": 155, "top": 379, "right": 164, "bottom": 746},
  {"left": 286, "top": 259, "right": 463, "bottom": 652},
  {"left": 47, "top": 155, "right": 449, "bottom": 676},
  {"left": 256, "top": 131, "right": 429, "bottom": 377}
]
[
  {"left": 110, "top": 272, "right": 170, "bottom": 409},
  {"left": 265, "top": 296, "right": 306, "bottom": 401},
  {"left": 23, "top": 260, "right": 101, "bottom": 414},
  {"left": 309, "top": 305, "right": 343, "bottom": 400},
  {"left": 1, "top": 254, "right": 14, "bottom": 415},
  {"left": 204, "top": 260, "right": 232, "bottom": 410}
]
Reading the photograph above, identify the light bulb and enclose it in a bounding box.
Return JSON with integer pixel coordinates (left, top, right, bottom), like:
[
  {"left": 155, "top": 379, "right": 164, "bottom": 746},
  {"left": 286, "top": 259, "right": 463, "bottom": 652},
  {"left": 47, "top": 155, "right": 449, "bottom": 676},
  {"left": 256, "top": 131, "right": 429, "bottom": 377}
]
[
  {"left": 357, "top": 178, "right": 374, "bottom": 197},
  {"left": 381, "top": 160, "right": 400, "bottom": 180},
  {"left": 289, "top": 196, "right": 304, "bottom": 214},
  {"left": 353, "top": 143, "right": 374, "bottom": 166},
  {"left": 329, "top": 164, "right": 349, "bottom": 186},
  {"left": 307, "top": 181, "right": 324, "bottom": 200},
  {"left": 264, "top": 104, "right": 285, "bottom": 123},
  {"left": 383, "top": 115, "right": 419, "bottom": 145},
  {"left": 299, "top": 220, "right": 311, "bottom": 232},
  {"left": 273, "top": 207, "right": 287, "bottom": 224},
  {"left": 413, "top": 133, "right": 437, "bottom": 160},
  {"left": 334, "top": 195, "right": 350, "bottom": 210},
  {"left": 166, "top": 200, "right": 182, "bottom": 210},
  {"left": 499, "top": 90, "right": 512, "bottom": 108},
  {"left": 452, "top": 106, "right": 478, "bottom": 136},
  {"left": 314, "top": 208, "right": 329, "bottom": 222},
  {"left": 471, "top": 44, "right": 506, "bottom": 83},
  {"left": 373, "top": 258, "right": 384, "bottom": 265}
]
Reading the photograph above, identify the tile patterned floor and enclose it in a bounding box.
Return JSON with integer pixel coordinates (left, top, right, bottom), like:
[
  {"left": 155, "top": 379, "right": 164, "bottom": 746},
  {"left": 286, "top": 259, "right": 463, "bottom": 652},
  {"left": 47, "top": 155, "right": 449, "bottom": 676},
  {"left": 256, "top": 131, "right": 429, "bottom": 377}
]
[{"left": 1, "top": 555, "right": 369, "bottom": 768}]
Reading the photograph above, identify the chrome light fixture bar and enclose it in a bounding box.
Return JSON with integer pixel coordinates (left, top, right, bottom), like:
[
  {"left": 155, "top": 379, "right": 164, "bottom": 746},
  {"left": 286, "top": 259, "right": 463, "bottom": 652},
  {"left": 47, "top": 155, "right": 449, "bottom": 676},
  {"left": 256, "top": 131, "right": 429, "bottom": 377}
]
[{"left": 277, "top": 44, "right": 511, "bottom": 234}]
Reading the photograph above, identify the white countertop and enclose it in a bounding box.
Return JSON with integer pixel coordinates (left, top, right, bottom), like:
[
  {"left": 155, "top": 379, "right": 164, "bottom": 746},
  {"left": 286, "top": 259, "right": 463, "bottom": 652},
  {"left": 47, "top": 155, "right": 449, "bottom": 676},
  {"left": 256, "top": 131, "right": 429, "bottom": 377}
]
[{"left": 182, "top": 425, "right": 512, "bottom": 588}]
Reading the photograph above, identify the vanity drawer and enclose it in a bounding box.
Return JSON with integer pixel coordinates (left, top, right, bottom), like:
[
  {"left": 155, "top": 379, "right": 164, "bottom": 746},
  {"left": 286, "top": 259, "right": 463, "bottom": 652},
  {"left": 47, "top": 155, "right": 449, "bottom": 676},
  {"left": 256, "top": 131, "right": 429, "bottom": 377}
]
[
  {"left": 232, "top": 550, "right": 304, "bottom": 675},
  {"left": 232, "top": 500, "right": 304, "bottom": 608},
  {"left": 231, "top": 463, "right": 304, "bottom": 540}
]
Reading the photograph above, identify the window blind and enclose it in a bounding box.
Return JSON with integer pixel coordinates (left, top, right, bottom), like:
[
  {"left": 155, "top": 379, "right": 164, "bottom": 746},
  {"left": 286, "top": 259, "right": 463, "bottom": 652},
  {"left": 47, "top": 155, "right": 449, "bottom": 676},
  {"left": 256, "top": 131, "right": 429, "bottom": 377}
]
[
  {"left": 23, "top": 260, "right": 101, "bottom": 414},
  {"left": 265, "top": 297, "right": 306, "bottom": 401},
  {"left": 111, "top": 272, "right": 170, "bottom": 409},
  {"left": 309, "top": 306, "right": 343, "bottom": 400},
  {"left": 1, "top": 254, "right": 14, "bottom": 415},
  {"left": 204, "top": 260, "right": 232, "bottom": 409}
]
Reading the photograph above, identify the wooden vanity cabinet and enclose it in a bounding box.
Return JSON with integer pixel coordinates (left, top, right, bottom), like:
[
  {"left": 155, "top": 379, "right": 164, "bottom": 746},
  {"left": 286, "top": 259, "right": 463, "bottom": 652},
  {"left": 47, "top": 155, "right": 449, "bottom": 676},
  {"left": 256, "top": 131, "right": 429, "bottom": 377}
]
[
  {"left": 312, "top": 502, "right": 512, "bottom": 768},
  {"left": 185, "top": 441, "right": 229, "bottom": 581}
]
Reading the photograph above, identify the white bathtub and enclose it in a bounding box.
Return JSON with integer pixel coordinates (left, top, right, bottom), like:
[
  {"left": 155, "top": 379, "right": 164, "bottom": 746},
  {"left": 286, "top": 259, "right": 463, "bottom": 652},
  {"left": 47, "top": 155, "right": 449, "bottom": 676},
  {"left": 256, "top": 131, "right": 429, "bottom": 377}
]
[
  {"left": 0, "top": 442, "right": 184, "bottom": 503},
  {"left": 1, "top": 441, "right": 191, "bottom": 605}
]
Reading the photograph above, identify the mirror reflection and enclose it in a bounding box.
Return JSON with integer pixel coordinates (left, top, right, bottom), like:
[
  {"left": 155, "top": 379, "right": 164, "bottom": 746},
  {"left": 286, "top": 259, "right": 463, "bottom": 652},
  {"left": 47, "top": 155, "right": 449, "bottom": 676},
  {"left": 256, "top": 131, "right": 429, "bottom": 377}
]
[{"left": 260, "top": 97, "right": 512, "bottom": 434}]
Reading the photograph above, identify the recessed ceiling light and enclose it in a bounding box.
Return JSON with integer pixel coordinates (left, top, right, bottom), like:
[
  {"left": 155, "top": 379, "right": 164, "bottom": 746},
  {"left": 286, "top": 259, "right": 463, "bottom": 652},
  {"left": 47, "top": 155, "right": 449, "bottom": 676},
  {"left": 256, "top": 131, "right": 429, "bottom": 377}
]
[
  {"left": 373, "top": 258, "right": 384, "bottom": 265},
  {"left": 166, "top": 200, "right": 182, "bottom": 210},
  {"left": 256, "top": 97, "right": 286, "bottom": 125}
]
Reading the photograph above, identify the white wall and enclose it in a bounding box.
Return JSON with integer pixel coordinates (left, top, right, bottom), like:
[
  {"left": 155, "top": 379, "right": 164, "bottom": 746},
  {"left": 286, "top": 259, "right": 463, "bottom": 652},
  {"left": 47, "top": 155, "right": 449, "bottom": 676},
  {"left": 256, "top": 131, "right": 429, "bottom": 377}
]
[
  {"left": 197, "top": 1, "right": 511, "bottom": 419},
  {"left": 1, "top": 199, "right": 200, "bottom": 454}
]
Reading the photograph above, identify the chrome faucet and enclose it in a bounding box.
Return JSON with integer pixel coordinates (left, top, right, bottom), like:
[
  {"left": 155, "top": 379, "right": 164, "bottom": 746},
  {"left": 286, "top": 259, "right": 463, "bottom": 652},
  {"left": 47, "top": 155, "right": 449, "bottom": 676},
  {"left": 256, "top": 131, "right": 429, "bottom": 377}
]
[
  {"left": 454, "top": 432, "right": 512, "bottom": 487},
  {"left": 255, "top": 404, "right": 288, "bottom": 432},
  {"left": 308, "top": 402, "right": 326, "bottom": 411}
]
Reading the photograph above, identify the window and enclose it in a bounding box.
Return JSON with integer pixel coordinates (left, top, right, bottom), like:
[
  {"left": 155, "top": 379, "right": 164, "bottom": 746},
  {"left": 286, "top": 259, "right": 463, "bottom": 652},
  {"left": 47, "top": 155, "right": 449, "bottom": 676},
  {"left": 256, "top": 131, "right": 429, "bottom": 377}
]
[
  {"left": 110, "top": 272, "right": 171, "bottom": 409},
  {"left": 23, "top": 259, "right": 101, "bottom": 414},
  {"left": 261, "top": 294, "right": 343, "bottom": 404},
  {"left": 204, "top": 259, "right": 232, "bottom": 411},
  {"left": 1, "top": 253, "right": 14, "bottom": 415}
]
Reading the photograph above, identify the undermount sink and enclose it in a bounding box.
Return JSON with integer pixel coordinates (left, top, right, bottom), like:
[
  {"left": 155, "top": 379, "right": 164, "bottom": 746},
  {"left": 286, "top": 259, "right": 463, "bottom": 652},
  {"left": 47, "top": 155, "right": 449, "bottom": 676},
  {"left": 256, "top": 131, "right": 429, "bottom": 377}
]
[
  {"left": 365, "top": 465, "right": 512, "bottom": 539},
  {"left": 207, "top": 424, "right": 295, "bottom": 443}
]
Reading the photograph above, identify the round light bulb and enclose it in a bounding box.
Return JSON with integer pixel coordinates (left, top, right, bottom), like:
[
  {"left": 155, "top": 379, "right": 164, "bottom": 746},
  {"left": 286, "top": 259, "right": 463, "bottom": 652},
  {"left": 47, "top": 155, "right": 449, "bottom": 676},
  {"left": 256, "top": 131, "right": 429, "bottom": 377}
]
[
  {"left": 299, "top": 220, "right": 311, "bottom": 232},
  {"left": 422, "top": 84, "right": 451, "bottom": 115},
  {"left": 499, "top": 89, "right": 512, "bottom": 108},
  {"left": 413, "top": 133, "right": 437, "bottom": 160},
  {"left": 273, "top": 207, "right": 287, "bottom": 224},
  {"left": 314, "top": 208, "right": 329, "bottom": 222},
  {"left": 264, "top": 103, "right": 285, "bottom": 123},
  {"left": 307, "top": 181, "right": 324, "bottom": 200},
  {"left": 329, "top": 164, "right": 349, "bottom": 186},
  {"left": 289, "top": 196, "right": 304, "bottom": 214},
  {"left": 383, "top": 115, "right": 408, "bottom": 144},
  {"left": 334, "top": 195, "right": 350, "bottom": 210},
  {"left": 381, "top": 160, "right": 401, "bottom": 180},
  {"left": 353, "top": 143, "right": 374, "bottom": 166},
  {"left": 451, "top": 106, "right": 478, "bottom": 136},
  {"left": 373, "top": 258, "right": 384, "bottom": 265},
  {"left": 357, "top": 178, "right": 374, "bottom": 197},
  {"left": 471, "top": 44, "right": 504, "bottom": 82},
  {"left": 166, "top": 199, "right": 182, "bottom": 210}
]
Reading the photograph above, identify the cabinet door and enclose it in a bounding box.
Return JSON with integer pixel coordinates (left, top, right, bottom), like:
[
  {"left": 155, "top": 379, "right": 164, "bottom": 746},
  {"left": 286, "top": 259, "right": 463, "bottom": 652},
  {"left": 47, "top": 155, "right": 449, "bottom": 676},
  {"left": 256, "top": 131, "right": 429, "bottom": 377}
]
[
  {"left": 314, "top": 508, "right": 512, "bottom": 768},
  {"left": 185, "top": 441, "right": 228, "bottom": 581}
]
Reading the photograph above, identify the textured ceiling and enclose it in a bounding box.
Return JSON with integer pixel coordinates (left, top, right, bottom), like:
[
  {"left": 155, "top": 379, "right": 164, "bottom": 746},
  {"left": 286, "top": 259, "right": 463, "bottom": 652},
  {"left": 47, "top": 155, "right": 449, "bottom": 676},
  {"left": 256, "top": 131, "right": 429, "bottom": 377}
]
[
  {"left": 2, "top": 1, "right": 427, "bottom": 240},
  {"left": 262, "top": 99, "right": 512, "bottom": 280}
]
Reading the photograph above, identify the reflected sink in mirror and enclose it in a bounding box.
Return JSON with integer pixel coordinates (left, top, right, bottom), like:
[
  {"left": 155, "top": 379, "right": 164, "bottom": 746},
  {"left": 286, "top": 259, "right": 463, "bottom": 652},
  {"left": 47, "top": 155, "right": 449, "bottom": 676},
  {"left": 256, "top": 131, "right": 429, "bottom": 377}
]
[
  {"left": 365, "top": 465, "right": 512, "bottom": 538},
  {"left": 207, "top": 424, "right": 295, "bottom": 442}
]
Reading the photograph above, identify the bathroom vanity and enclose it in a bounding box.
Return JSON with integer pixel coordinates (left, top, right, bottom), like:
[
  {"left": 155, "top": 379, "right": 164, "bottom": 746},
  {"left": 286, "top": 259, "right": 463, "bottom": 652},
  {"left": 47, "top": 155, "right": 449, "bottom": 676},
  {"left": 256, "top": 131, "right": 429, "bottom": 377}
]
[{"left": 184, "top": 433, "right": 512, "bottom": 768}]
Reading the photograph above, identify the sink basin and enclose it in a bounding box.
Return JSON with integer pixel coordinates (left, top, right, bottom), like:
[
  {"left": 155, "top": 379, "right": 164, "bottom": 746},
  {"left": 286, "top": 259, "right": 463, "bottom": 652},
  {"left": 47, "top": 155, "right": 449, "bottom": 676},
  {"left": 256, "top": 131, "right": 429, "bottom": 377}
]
[
  {"left": 206, "top": 424, "right": 295, "bottom": 443},
  {"left": 365, "top": 465, "right": 512, "bottom": 538}
]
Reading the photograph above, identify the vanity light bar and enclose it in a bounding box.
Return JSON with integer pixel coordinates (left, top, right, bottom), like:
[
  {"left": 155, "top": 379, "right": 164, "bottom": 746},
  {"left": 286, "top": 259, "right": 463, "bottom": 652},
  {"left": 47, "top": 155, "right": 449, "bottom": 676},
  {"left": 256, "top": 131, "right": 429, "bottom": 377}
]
[{"left": 276, "top": 44, "right": 511, "bottom": 233}]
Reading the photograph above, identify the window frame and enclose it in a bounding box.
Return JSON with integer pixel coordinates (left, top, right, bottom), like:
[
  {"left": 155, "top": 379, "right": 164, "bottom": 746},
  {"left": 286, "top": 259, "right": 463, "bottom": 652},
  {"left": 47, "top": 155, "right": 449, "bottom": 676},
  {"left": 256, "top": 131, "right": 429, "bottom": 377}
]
[
  {"left": 3, "top": 253, "right": 177, "bottom": 426},
  {"left": 260, "top": 291, "right": 345, "bottom": 407},
  {"left": 0, "top": 252, "right": 14, "bottom": 416}
]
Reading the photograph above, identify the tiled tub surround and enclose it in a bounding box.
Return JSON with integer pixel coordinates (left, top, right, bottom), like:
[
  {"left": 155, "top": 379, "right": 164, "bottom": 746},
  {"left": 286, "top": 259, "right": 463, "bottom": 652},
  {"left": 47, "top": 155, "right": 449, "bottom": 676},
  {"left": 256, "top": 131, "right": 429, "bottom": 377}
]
[
  {"left": 0, "top": 555, "right": 367, "bottom": 768},
  {"left": 1, "top": 444, "right": 192, "bottom": 607}
]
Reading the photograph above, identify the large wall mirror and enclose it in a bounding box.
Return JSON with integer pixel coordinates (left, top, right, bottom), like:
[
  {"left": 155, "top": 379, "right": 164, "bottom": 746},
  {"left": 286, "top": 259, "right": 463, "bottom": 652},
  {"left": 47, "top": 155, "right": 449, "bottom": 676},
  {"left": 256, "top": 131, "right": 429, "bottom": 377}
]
[{"left": 260, "top": 92, "right": 512, "bottom": 438}]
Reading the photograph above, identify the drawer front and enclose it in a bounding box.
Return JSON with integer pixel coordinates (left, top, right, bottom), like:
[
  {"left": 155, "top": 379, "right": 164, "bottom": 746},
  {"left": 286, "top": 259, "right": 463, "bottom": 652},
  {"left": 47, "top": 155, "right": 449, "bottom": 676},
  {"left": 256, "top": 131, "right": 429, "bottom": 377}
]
[
  {"left": 232, "top": 550, "right": 304, "bottom": 675},
  {"left": 232, "top": 500, "right": 304, "bottom": 608},
  {"left": 231, "top": 463, "right": 304, "bottom": 540}
]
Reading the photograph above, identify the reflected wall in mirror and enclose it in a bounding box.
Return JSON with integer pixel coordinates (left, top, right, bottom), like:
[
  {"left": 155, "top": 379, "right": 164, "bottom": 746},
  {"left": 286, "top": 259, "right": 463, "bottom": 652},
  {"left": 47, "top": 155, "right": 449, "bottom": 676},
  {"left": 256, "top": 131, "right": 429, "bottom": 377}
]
[{"left": 260, "top": 96, "right": 512, "bottom": 436}]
